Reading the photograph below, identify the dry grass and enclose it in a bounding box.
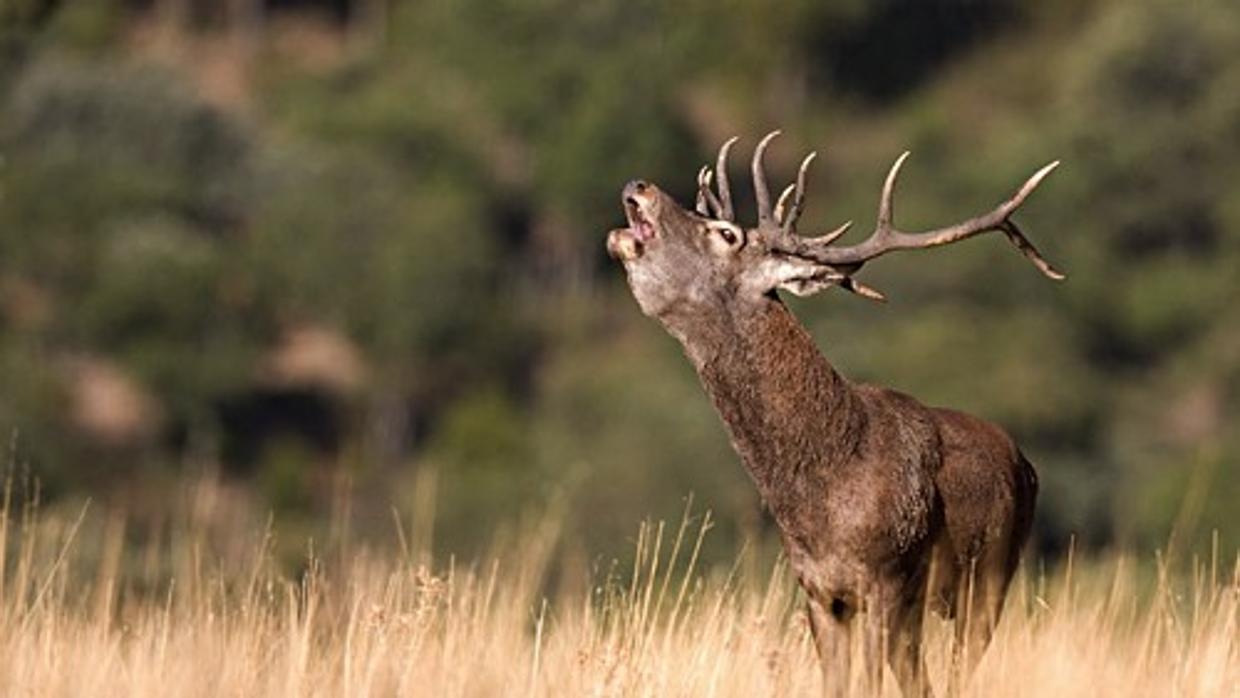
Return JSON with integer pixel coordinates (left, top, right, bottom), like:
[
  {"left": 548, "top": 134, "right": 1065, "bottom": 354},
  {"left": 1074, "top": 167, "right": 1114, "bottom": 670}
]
[{"left": 0, "top": 480, "right": 1235, "bottom": 698}]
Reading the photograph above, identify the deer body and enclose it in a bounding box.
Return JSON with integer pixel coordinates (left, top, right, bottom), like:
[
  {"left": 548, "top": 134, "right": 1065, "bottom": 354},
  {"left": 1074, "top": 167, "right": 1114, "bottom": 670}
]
[
  {"left": 608, "top": 133, "right": 1057, "bottom": 696},
  {"left": 674, "top": 290, "right": 1036, "bottom": 694}
]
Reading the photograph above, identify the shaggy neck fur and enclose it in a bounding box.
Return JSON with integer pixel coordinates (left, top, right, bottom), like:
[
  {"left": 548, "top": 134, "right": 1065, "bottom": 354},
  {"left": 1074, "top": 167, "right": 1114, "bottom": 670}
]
[{"left": 661, "top": 294, "right": 864, "bottom": 529}]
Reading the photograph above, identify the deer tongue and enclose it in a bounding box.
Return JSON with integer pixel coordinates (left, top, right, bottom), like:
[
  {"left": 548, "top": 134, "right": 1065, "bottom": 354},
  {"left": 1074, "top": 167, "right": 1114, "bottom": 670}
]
[{"left": 625, "top": 199, "right": 656, "bottom": 242}]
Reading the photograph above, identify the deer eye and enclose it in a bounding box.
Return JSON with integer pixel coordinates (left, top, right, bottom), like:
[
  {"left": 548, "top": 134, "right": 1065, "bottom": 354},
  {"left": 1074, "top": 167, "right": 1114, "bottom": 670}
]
[{"left": 705, "top": 221, "right": 743, "bottom": 250}]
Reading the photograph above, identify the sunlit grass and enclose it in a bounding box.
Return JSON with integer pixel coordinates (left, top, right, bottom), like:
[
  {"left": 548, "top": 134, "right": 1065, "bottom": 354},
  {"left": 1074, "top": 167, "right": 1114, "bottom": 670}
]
[{"left": 0, "top": 478, "right": 1235, "bottom": 697}]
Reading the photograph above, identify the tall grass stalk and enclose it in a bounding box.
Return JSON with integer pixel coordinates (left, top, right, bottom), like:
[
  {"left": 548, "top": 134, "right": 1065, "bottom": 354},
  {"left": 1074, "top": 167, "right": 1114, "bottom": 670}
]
[{"left": 0, "top": 479, "right": 1235, "bottom": 697}]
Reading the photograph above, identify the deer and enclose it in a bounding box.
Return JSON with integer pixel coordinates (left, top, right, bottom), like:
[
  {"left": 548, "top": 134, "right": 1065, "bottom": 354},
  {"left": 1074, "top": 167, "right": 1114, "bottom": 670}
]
[{"left": 606, "top": 132, "right": 1060, "bottom": 696}]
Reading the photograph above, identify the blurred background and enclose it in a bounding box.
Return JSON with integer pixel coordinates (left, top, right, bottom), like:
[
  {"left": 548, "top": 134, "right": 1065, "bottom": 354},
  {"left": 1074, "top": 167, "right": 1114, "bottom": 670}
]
[{"left": 0, "top": 0, "right": 1236, "bottom": 571}]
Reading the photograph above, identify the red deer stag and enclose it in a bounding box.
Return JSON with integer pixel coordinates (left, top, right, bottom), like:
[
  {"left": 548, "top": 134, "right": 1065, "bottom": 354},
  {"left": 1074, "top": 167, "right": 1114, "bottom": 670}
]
[{"left": 606, "top": 132, "right": 1059, "bottom": 696}]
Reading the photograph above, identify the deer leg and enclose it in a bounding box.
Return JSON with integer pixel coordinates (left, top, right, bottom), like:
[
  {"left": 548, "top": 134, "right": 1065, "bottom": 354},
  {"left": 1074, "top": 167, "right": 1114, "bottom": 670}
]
[
  {"left": 886, "top": 595, "right": 933, "bottom": 698},
  {"left": 819, "top": 592, "right": 890, "bottom": 696},
  {"left": 947, "top": 557, "right": 1009, "bottom": 696},
  {"left": 807, "top": 595, "right": 854, "bottom": 698},
  {"left": 866, "top": 565, "right": 935, "bottom": 698}
]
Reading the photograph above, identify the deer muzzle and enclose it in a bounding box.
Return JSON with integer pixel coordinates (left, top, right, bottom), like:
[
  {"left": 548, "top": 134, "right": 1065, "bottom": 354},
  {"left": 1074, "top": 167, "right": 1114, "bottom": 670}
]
[
  {"left": 609, "top": 180, "right": 661, "bottom": 262},
  {"left": 623, "top": 180, "right": 657, "bottom": 243},
  {"left": 607, "top": 227, "right": 644, "bottom": 261}
]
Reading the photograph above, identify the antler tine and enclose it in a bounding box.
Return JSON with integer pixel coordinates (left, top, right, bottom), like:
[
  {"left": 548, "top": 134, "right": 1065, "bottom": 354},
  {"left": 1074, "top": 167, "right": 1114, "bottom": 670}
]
[
  {"left": 715, "top": 136, "right": 739, "bottom": 221},
  {"left": 876, "top": 151, "right": 911, "bottom": 234},
  {"left": 752, "top": 130, "right": 781, "bottom": 223},
  {"left": 1001, "top": 160, "right": 1060, "bottom": 217},
  {"left": 795, "top": 153, "right": 1064, "bottom": 279},
  {"left": 782, "top": 151, "right": 817, "bottom": 234},
  {"left": 695, "top": 166, "right": 710, "bottom": 216},
  {"left": 697, "top": 165, "right": 724, "bottom": 219},
  {"left": 773, "top": 184, "right": 796, "bottom": 225},
  {"left": 805, "top": 220, "right": 853, "bottom": 247},
  {"left": 840, "top": 277, "right": 887, "bottom": 302},
  {"left": 1001, "top": 219, "right": 1066, "bottom": 280}
]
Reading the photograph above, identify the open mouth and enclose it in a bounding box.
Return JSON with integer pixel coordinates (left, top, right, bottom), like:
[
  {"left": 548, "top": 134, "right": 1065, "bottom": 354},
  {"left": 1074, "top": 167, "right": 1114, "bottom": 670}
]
[{"left": 625, "top": 196, "right": 656, "bottom": 242}]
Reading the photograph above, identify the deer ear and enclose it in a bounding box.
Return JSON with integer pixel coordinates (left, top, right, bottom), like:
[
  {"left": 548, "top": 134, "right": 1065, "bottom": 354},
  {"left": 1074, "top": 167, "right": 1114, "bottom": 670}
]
[
  {"left": 779, "top": 273, "right": 843, "bottom": 297},
  {"left": 755, "top": 257, "right": 844, "bottom": 297}
]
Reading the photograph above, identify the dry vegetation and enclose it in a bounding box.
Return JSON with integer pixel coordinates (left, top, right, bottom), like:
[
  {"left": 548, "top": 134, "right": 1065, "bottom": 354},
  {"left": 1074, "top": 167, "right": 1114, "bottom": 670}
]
[{"left": 0, "top": 479, "right": 1235, "bottom": 698}]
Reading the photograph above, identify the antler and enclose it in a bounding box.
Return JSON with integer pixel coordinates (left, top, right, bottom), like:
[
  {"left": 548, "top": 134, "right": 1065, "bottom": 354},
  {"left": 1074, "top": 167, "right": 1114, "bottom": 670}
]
[
  {"left": 697, "top": 136, "right": 740, "bottom": 221},
  {"left": 792, "top": 152, "right": 1064, "bottom": 279},
  {"left": 700, "top": 131, "right": 1064, "bottom": 299}
]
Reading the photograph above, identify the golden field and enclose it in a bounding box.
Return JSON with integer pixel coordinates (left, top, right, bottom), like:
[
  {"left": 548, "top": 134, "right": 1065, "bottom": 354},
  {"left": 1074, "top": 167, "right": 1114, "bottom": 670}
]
[{"left": 0, "top": 480, "right": 1235, "bottom": 698}]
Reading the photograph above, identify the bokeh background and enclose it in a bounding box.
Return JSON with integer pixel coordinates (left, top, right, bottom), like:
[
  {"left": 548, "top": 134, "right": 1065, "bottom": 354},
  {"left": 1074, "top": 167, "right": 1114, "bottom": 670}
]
[{"left": 1, "top": 0, "right": 1237, "bottom": 570}]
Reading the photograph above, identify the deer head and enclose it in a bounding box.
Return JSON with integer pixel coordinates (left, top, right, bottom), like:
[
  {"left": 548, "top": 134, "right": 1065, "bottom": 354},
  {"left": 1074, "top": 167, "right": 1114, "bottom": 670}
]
[{"left": 607, "top": 131, "right": 1064, "bottom": 324}]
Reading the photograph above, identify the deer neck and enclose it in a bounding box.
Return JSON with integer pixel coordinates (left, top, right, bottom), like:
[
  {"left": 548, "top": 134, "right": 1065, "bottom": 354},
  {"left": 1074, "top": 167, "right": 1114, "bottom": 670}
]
[{"left": 662, "top": 295, "right": 862, "bottom": 518}]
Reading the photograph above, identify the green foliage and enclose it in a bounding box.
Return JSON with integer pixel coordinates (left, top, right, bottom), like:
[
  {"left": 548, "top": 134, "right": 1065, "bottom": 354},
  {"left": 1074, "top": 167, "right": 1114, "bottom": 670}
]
[
  {"left": 0, "top": 0, "right": 1237, "bottom": 562},
  {"left": 528, "top": 303, "right": 755, "bottom": 561},
  {"left": 425, "top": 387, "right": 537, "bottom": 554}
]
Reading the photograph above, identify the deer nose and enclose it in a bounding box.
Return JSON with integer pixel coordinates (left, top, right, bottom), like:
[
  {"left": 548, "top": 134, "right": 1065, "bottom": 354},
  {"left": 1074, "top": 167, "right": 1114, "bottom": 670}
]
[{"left": 623, "top": 180, "right": 650, "bottom": 200}]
